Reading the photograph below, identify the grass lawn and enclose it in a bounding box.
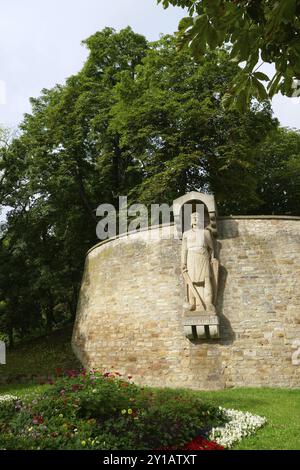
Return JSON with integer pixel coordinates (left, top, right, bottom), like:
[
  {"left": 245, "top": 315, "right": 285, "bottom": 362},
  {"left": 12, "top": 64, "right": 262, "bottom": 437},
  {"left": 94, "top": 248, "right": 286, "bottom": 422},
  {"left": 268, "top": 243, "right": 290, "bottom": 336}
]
[
  {"left": 0, "top": 326, "right": 81, "bottom": 381},
  {"left": 194, "top": 387, "right": 300, "bottom": 450},
  {"left": 0, "top": 329, "right": 299, "bottom": 450}
]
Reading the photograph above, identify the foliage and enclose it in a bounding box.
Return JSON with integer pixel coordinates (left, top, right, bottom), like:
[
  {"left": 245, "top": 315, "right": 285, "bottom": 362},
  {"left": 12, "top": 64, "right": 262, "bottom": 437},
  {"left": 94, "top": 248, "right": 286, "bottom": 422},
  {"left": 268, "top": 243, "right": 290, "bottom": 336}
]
[
  {"left": 254, "top": 128, "right": 300, "bottom": 215},
  {"left": 0, "top": 27, "right": 148, "bottom": 341},
  {"left": 158, "top": 0, "right": 300, "bottom": 110},
  {"left": 0, "top": 371, "right": 226, "bottom": 450},
  {"left": 110, "top": 36, "right": 277, "bottom": 212}
]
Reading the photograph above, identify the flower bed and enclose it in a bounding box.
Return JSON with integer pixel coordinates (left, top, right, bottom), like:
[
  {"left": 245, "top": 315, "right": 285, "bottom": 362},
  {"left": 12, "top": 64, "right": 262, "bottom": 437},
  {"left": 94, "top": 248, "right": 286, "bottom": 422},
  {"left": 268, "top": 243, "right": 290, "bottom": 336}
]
[
  {"left": 0, "top": 370, "right": 226, "bottom": 450},
  {"left": 0, "top": 372, "right": 266, "bottom": 450},
  {"left": 208, "top": 407, "right": 266, "bottom": 448}
]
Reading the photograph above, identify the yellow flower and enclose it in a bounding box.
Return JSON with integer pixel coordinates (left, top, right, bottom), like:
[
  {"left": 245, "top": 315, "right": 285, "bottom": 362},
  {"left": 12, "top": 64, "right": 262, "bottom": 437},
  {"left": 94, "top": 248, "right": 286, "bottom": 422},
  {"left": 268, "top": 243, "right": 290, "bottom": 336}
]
[
  {"left": 81, "top": 440, "right": 86, "bottom": 447},
  {"left": 127, "top": 408, "right": 133, "bottom": 415},
  {"left": 121, "top": 409, "right": 127, "bottom": 415},
  {"left": 59, "top": 413, "right": 63, "bottom": 418}
]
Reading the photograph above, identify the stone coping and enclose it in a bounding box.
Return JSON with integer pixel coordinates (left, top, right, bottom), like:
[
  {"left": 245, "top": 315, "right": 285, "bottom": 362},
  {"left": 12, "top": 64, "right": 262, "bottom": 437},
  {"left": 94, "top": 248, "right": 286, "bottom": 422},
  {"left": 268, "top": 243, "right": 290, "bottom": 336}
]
[
  {"left": 87, "top": 223, "right": 175, "bottom": 255},
  {"left": 218, "top": 215, "right": 300, "bottom": 220},
  {"left": 87, "top": 215, "right": 300, "bottom": 255}
]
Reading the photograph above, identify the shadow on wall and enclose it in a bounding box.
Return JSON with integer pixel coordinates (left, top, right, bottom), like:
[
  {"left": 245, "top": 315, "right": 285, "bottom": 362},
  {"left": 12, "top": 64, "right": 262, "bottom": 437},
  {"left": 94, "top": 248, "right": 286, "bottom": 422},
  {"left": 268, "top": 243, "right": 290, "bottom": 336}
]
[
  {"left": 217, "top": 264, "right": 235, "bottom": 344},
  {"left": 217, "top": 218, "right": 239, "bottom": 240},
  {"left": 216, "top": 220, "right": 239, "bottom": 344},
  {"left": 191, "top": 263, "right": 236, "bottom": 346}
]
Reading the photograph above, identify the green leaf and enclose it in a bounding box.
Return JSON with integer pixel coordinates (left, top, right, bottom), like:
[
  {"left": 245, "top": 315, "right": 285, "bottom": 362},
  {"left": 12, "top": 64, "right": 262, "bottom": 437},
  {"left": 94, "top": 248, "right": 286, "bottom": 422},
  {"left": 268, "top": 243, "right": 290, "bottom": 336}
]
[
  {"left": 236, "top": 33, "right": 251, "bottom": 62},
  {"left": 230, "top": 42, "right": 243, "bottom": 61},
  {"left": 253, "top": 72, "right": 270, "bottom": 82},
  {"left": 251, "top": 76, "right": 269, "bottom": 101},
  {"left": 189, "top": 32, "right": 207, "bottom": 58},
  {"left": 178, "top": 16, "right": 193, "bottom": 32},
  {"left": 221, "top": 92, "right": 233, "bottom": 109},
  {"left": 206, "top": 24, "right": 219, "bottom": 49},
  {"left": 267, "top": 72, "right": 283, "bottom": 98},
  {"left": 235, "top": 88, "right": 249, "bottom": 113},
  {"left": 275, "top": 0, "right": 296, "bottom": 23}
]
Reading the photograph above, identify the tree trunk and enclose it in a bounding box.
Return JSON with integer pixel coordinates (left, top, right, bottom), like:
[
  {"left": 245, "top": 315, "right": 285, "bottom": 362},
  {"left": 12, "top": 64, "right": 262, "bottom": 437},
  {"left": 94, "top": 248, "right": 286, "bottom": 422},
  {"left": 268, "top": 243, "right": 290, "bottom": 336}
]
[
  {"left": 8, "top": 325, "right": 14, "bottom": 348},
  {"left": 46, "top": 304, "right": 54, "bottom": 333}
]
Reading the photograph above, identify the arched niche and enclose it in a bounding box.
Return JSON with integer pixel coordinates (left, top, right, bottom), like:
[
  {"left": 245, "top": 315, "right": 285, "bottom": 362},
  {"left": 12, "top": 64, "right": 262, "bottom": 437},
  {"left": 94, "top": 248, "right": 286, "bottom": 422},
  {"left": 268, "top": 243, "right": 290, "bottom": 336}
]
[{"left": 173, "top": 191, "right": 218, "bottom": 239}]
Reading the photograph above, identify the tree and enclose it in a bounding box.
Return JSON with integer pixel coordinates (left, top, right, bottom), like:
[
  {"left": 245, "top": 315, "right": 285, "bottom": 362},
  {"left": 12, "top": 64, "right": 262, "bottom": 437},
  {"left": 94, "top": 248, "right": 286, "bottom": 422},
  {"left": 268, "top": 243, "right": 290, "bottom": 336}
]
[
  {"left": 110, "top": 35, "right": 277, "bottom": 213},
  {"left": 254, "top": 127, "right": 300, "bottom": 215},
  {"left": 0, "top": 27, "right": 149, "bottom": 340},
  {"left": 158, "top": 0, "right": 300, "bottom": 109}
]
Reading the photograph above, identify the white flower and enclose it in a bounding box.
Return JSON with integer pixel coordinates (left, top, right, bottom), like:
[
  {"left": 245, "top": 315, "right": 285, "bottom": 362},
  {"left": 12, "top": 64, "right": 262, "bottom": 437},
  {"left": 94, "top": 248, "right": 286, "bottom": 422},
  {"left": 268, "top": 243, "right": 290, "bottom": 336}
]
[
  {"left": 0, "top": 394, "right": 19, "bottom": 404},
  {"left": 209, "top": 407, "right": 267, "bottom": 448}
]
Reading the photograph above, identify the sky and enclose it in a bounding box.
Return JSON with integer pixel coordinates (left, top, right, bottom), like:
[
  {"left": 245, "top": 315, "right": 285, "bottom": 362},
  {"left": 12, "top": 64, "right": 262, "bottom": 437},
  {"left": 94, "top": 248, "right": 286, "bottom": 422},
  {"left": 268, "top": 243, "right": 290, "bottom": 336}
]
[{"left": 0, "top": 0, "right": 299, "bottom": 130}]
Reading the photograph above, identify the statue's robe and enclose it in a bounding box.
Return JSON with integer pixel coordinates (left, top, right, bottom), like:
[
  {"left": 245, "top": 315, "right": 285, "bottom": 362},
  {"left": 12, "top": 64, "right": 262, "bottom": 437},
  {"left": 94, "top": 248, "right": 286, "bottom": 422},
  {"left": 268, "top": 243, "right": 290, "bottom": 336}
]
[{"left": 182, "top": 228, "right": 214, "bottom": 309}]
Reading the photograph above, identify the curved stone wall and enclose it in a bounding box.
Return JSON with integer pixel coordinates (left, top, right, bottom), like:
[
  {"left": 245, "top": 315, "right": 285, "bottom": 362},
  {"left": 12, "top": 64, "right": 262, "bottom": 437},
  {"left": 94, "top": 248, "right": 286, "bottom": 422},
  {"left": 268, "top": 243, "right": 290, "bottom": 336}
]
[{"left": 72, "top": 217, "right": 300, "bottom": 389}]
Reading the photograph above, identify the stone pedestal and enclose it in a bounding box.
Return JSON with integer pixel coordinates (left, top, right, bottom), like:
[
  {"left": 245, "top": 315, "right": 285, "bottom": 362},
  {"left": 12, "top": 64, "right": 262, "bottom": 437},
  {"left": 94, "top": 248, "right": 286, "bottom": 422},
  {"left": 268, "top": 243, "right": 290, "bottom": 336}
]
[{"left": 183, "top": 313, "right": 220, "bottom": 340}]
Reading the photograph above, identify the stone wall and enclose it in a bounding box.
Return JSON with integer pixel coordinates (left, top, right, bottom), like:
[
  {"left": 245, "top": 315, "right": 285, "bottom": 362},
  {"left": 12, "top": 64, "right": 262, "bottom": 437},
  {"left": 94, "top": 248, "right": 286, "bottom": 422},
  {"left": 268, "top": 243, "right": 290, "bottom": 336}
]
[{"left": 72, "top": 217, "right": 300, "bottom": 389}]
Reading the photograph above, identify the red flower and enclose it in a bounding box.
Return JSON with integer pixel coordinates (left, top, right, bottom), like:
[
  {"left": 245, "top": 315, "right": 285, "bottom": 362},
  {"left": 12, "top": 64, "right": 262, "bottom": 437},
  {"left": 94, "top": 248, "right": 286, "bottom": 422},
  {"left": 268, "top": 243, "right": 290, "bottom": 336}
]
[
  {"left": 183, "top": 436, "right": 224, "bottom": 451},
  {"left": 66, "top": 369, "right": 79, "bottom": 378},
  {"left": 32, "top": 415, "right": 44, "bottom": 425},
  {"left": 159, "top": 436, "right": 224, "bottom": 451}
]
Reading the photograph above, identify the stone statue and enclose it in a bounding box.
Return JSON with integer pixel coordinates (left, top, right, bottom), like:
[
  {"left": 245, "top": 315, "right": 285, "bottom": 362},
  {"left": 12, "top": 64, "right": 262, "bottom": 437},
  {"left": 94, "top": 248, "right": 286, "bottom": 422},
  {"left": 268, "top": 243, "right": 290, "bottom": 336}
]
[{"left": 181, "top": 212, "right": 218, "bottom": 314}]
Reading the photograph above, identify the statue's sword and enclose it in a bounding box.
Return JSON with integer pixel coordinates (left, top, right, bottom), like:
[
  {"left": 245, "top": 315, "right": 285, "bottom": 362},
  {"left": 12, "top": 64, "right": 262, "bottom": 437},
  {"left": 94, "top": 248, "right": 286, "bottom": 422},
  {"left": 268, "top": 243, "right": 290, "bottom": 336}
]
[{"left": 182, "top": 268, "right": 206, "bottom": 310}]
